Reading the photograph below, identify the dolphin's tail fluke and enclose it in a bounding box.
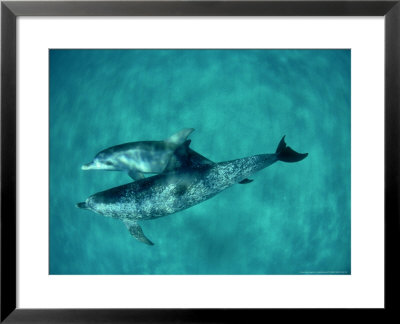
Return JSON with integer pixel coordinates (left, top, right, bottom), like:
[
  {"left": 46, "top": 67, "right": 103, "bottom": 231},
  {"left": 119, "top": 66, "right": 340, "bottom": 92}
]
[
  {"left": 276, "top": 136, "right": 308, "bottom": 163},
  {"left": 76, "top": 202, "right": 89, "bottom": 209}
]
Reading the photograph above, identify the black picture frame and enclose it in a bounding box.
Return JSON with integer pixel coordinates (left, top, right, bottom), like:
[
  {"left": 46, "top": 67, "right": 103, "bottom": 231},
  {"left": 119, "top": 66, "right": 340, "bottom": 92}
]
[{"left": 1, "top": 0, "right": 399, "bottom": 322}]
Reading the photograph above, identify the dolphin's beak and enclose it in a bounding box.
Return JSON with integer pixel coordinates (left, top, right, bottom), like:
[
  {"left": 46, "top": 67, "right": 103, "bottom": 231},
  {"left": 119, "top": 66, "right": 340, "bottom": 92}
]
[{"left": 81, "top": 162, "right": 94, "bottom": 170}]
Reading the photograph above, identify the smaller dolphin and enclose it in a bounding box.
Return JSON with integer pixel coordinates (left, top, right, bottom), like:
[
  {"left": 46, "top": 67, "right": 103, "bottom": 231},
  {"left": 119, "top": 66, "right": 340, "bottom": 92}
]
[
  {"left": 82, "top": 128, "right": 195, "bottom": 180},
  {"left": 82, "top": 128, "right": 253, "bottom": 184}
]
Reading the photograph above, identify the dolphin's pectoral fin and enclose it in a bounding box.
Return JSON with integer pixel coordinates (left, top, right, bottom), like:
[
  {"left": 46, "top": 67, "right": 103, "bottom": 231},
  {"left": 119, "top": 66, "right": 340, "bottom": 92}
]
[
  {"left": 128, "top": 170, "right": 145, "bottom": 180},
  {"left": 123, "top": 220, "right": 154, "bottom": 245},
  {"left": 165, "top": 128, "right": 194, "bottom": 145},
  {"left": 239, "top": 178, "right": 253, "bottom": 184}
]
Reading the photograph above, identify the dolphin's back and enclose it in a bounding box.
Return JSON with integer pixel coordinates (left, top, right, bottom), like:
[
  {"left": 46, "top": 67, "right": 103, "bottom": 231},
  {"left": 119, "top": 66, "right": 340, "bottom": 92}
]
[{"left": 102, "top": 141, "right": 172, "bottom": 154}]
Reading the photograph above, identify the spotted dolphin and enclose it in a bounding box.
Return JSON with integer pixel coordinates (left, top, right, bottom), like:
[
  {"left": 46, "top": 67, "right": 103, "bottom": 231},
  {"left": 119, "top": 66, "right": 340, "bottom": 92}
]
[
  {"left": 81, "top": 128, "right": 196, "bottom": 180},
  {"left": 76, "top": 136, "right": 308, "bottom": 245}
]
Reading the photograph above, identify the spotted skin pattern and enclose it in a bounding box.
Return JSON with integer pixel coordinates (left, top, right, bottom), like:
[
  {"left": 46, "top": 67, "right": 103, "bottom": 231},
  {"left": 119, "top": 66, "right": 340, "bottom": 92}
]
[{"left": 84, "top": 153, "right": 278, "bottom": 222}]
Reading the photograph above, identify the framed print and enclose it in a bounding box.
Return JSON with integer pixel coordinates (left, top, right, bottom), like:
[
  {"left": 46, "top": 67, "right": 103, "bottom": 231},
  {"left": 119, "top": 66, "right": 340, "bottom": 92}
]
[
  {"left": 1, "top": 0, "right": 399, "bottom": 322},
  {"left": 48, "top": 48, "right": 348, "bottom": 275}
]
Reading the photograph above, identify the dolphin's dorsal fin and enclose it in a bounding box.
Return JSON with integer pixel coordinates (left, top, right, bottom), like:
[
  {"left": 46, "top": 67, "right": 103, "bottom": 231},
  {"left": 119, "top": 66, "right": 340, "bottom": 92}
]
[
  {"left": 123, "top": 220, "right": 154, "bottom": 245},
  {"left": 165, "top": 128, "right": 194, "bottom": 145},
  {"left": 163, "top": 140, "right": 192, "bottom": 173},
  {"left": 175, "top": 139, "right": 191, "bottom": 156},
  {"left": 185, "top": 149, "right": 215, "bottom": 167}
]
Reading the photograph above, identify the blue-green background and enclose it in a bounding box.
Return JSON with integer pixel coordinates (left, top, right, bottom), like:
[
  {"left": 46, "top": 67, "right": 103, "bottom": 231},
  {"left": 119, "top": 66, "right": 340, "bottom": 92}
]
[{"left": 49, "top": 49, "right": 350, "bottom": 275}]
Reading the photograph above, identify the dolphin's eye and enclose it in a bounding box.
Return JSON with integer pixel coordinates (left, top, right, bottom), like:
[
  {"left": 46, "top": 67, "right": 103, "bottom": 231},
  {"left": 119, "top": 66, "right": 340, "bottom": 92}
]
[{"left": 105, "top": 161, "right": 113, "bottom": 166}]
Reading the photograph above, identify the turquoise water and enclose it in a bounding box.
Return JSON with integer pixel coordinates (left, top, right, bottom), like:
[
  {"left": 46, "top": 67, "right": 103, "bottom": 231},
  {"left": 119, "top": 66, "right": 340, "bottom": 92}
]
[{"left": 49, "top": 49, "right": 350, "bottom": 275}]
